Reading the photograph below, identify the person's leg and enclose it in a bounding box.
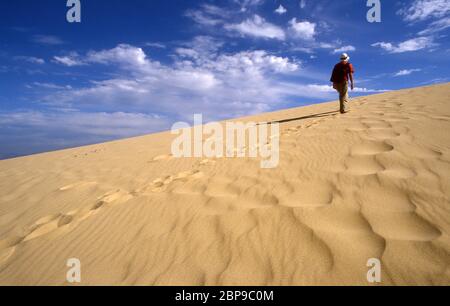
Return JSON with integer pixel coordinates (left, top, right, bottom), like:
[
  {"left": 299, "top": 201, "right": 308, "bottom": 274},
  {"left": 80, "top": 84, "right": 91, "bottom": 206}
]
[
  {"left": 339, "top": 82, "right": 349, "bottom": 113},
  {"left": 334, "top": 83, "right": 342, "bottom": 112},
  {"left": 336, "top": 83, "right": 345, "bottom": 113},
  {"left": 343, "top": 81, "right": 349, "bottom": 112}
]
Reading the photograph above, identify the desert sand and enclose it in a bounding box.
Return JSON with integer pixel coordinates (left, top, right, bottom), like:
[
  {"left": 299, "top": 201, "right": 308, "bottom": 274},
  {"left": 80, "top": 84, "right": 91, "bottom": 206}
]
[{"left": 0, "top": 83, "right": 449, "bottom": 285}]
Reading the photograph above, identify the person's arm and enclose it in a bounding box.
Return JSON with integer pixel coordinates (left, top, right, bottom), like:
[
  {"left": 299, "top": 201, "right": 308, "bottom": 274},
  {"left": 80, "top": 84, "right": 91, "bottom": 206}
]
[
  {"left": 349, "top": 64, "right": 355, "bottom": 90},
  {"left": 349, "top": 72, "right": 354, "bottom": 90}
]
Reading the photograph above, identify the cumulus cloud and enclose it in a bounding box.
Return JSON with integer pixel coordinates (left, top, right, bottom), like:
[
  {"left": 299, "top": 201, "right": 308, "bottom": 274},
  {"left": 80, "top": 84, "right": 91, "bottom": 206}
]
[
  {"left": 274, "top": 5, "right": 287, "bottom": 15},
  {"left": 9, "top": 38, "right": 390, "bottom": 159},
  {"left": 398, "top": 0, "right": 450, "bottom": 22},
  {"left": 43, "top": 43, "right": 306, "bottom": 123},
  {"left": 371, "top": 37, "right": 436, "bottom": 53},
  {"left": 53, "top": 45, "right": 152, "bottom": 68},
  {"left": 87, "top": 44, "right": 149, "bottom": 67},
  {"left": 289, "top": 18, "right": 316, "bottom": 40},
  {"left": 225, "top": 15, "right": 286, "bottom": 40},
  {"left": 333, "top": 45, "right": 356, "bottom": 54},
  {"left": 3, "top": 42, "right": 328, "bottom": 158},
  {"left": 394, "top": 69, "right": 422, "bottom": 76},
  {"left": 44, "top": 42, "right": 391, "bottom": 128}
]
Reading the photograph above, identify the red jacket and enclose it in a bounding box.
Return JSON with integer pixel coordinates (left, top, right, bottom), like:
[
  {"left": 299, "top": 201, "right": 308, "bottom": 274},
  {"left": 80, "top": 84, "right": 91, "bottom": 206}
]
[{"left": 331, "top": 62, "right": 354, "bottom": 83}]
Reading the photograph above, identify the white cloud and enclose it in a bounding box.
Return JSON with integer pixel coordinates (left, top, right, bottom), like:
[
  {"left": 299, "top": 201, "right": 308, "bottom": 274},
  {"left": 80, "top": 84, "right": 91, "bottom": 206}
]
[
  {"left": 235, "top": 0, "right": 265, "bottom": 11},
  {"left": 15, "top": 56, "right": 45, "bottom": 64},
  {"left": 394, "top": 69, "right": 422, "bottom": 76},
  {"left": 31, "top": 82, "right": 73, "bottom": 90},
  {"left": 300, "top": 0, "right": 307, "bottom": 9},
  {"left": 44, "top": 44, "right": 304, "bottom": 122},
  {"left": 238, "top": 0, "right": 265, "bottom": 5},
  {"left": 53, "top": 55, "right": 85, "bottom": 67},
  {"left": 5, "top": 41, "right": 392, "bottom": 158},
  {"left": 333, "top": 45, "right": 356, "bottom": 54},
  {"left": 145, "top": 42, "right": 166, "bottom": 49},
  {"left": 225, "top": 15, "right": 286, "bottom": 40},
  {"left": 54, "top": 45, "right": 151, "bottom": 68},
  {"left": 185, "top": 4, "right": 228, "bottom": 26},
  {"left": 398, "top": 0, "right": 450, "bottom": 36},
  {"left": 175, "top": 36, "right": 224, "bottom": 62},
  {"left": 371, "top": 37, "right": 436, "bottom": 53},
  {"left": 308, "top": 84, "right": 389, "bottom": 93},
  {"left": 275, "top": 5, "right": 287, "bottom": 15},
  {"left": 87, "top": 44, "right": 148, "bottom": 67},
  {"left": 0, "top": 111, "right": 169, "bottom": 138},
  {"left": 32, "top": 35, "right": 65, "bottom": 45},
  {"left": 185, "top": 10, "right": 222, "bottom": 26},
  {"left": 418, "top": 17, "right": 450, "bottom": 34},
  {"left": 398, "top": 0, "right": 450, "bottom": 22},
  {"left": 289, "top": 18, "right": 316, "bottom": 40}
]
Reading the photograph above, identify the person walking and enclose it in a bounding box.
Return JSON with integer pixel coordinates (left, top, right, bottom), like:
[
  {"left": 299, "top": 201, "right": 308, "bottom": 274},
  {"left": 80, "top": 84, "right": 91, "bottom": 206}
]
[{"left": 330, "top": 53, "right": 355, "bottom": 114}]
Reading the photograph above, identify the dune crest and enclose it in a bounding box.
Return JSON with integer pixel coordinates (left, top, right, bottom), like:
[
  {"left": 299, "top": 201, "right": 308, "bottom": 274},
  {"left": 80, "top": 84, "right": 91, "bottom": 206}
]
[{"left": 0, "top": 83, "right": 449, "bottom": 285}]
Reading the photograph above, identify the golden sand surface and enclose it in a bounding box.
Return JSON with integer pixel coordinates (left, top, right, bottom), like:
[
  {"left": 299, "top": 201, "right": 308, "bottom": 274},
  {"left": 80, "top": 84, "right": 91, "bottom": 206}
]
[{"left": 0, "top": 83, "right": 449, "bottom": 285}]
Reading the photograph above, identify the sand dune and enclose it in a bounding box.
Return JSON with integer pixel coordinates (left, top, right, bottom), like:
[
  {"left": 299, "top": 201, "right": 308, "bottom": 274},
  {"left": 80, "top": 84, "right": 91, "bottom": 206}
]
[{"left": 0, "top": 83, "right": 449, "bottom": 285}]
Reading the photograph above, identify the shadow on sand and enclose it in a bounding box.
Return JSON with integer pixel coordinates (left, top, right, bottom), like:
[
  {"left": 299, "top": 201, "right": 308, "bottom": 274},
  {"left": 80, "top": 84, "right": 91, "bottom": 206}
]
[{"left": 261, "top": 111, "right": 340, "bottom": 125}]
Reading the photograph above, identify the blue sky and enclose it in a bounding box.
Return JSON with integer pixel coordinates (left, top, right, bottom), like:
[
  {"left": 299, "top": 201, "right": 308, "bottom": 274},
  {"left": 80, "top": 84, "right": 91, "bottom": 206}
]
[{"left": 0, "top": 0, "right": 449, "bottom": 159}]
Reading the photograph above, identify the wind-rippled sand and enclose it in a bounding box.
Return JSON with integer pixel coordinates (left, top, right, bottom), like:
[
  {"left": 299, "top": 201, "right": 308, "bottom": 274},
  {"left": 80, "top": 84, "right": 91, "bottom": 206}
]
[{"left": 0, "top": 83, "right": 449, "bottom": 285}]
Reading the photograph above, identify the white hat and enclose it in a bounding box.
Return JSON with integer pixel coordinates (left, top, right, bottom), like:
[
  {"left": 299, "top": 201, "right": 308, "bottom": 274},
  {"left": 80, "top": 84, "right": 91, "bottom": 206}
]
[{"left": 340, "top": 53, "right": 350, "bottom": 61}]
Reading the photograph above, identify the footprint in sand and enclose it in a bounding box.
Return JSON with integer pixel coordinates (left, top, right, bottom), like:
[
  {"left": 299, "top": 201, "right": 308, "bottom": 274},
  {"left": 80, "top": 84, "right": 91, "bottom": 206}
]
[
  {"left": 141, "top": 170, "right": 205, "bottom": 193},
  {"left": 281, "top": 119, "right": 326, "bottom": 137},
  {"left": 428, "top": 115, "right": 450, "bottom": 121},
  {"left": 0, "top": 188, "right": 136, "bottom": 249},
  {"left": 23, "top": 213, "right": 75, "bottom": 242},
  {"left": 0, "top": 215, "right": 76, "bottom": 258},
  {"left": 199, "top": 159, "right": 217, "bottom": 166},
  {"left": 0, "top": 246, "right": 17, "bottom": 266},
  {"left": 171, "top": 179, "right": 208, "bottom": 195},
  {"left": 304, "top": 119, "right": 323, "bottom": 129},
  {"left": 0, "top": 236, "right": 24, "bottom": 251},
  {"left": 59, "top": 181, "right": 97, "bottom": 191},
  {"left": 151, "top": 154, "right": 174, "bottom": 162},
  {"left": 0, "top": 234, "right": 25, "bottom": 264},
  {"left": 361, "top": 119, "right": 393, "bottom": 129},
  {"left": 97, "top": 189, "right": 134, "bottom": 205}
]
